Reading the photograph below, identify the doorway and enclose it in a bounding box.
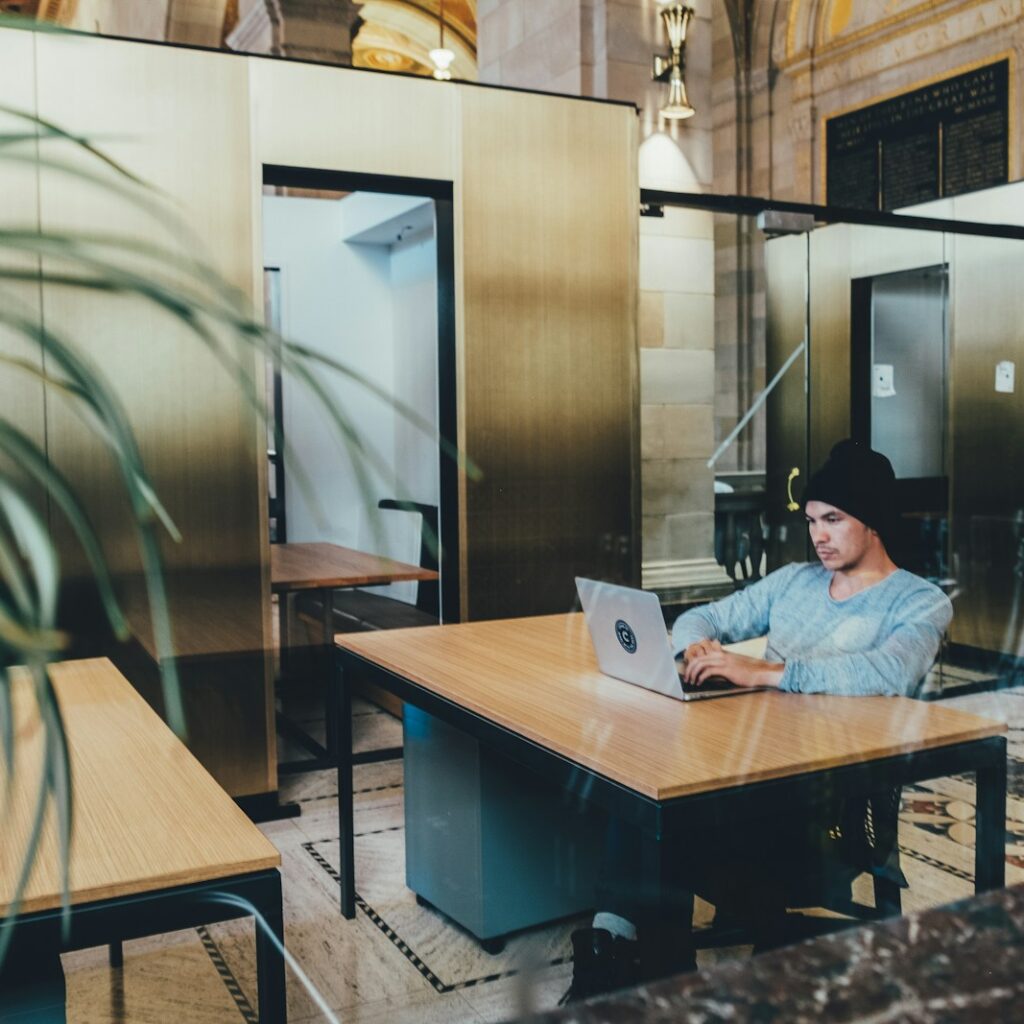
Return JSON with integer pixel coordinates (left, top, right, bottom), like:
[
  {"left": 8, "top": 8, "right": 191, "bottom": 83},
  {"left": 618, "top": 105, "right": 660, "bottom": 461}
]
[
  {"left": 262, "top": 166, "right": 459, "bottom": 622},
  {"left": 851, "top": 264, "right": 949, "bottom": 578}
]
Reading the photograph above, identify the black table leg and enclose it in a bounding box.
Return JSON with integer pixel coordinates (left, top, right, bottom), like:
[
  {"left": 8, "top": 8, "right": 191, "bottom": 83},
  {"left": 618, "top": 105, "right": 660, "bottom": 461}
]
[
  {"left": 636, "top": 824, "right": 695, "bottom": 981},
  {"left": 975, "top": 735, "right": 1007, "bottom": 892},
  {"left": 278, "top": 592, "right": 291, "bottom": 680},
  {"left": 335, "top": 657, "right": 356, "bottom": 919},
  {"left": 254, "top": 871, "right": 287, "bottom": 1024},
  {"left": 322, "top": 587, "right": 338, "bottom": 761}
]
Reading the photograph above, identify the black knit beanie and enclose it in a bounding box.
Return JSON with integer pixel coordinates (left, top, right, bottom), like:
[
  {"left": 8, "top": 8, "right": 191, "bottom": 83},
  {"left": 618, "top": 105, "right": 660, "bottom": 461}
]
[{"left": 802, "top": 439, "right": 897, "bottom": 541}]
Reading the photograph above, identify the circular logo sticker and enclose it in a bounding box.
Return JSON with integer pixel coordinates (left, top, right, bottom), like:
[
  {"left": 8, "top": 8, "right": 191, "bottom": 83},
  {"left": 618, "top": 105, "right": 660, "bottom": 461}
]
[{"left": 615, "top": 619, "right": 637, "bottom": 654}]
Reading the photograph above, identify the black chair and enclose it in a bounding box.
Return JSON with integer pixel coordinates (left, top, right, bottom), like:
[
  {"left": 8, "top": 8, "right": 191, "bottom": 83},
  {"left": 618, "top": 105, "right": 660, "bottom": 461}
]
[
  {"left": 714, "top": 491, "right": 767, "bottom": 587},
  {"left": 293, "top": 500, "right": 440, "bottom": 639},
  {"left": 693, "top": 787, "right": 904, "bottom": 951},
  {"left": 329, "top": 499, "right": 439, "bottom": 631}
]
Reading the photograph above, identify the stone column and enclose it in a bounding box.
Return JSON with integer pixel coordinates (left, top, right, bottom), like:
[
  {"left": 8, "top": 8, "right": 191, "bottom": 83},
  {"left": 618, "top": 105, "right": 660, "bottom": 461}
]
[{"left": 228, "top": 0, "right": 361, "bottom": 63}]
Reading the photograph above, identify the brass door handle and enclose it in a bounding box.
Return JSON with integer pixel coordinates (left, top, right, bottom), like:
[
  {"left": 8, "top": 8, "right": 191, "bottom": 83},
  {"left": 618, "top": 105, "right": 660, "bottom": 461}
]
[{"left": 786, "top": 467, "right": 800, "bottom": 511}]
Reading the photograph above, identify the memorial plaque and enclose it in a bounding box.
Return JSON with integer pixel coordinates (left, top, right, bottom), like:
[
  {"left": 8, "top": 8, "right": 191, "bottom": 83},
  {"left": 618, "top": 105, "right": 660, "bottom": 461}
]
[{"left": 826, "top": 60, "right": 1009, "bottom": 211}]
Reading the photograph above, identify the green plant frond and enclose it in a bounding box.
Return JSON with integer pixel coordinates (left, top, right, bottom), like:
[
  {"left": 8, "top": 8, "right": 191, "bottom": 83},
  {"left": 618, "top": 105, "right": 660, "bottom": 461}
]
[
  {"left": 136, "top": 528, "right": 185, "bottom": 738},
  {"left": 0, "top": 307, "right": 179, "bottom": 537},
  {"left": 286, "top": 340, "right": 482, "bottom": 482},
  {"left": 0, "top": 228, "right": 250, "bottom": 318},
  {"left": 0, "top": 12, "right": 67, "bottom": 34},
  {"left": 274, "top": 353, "right": 395, "bottom": 546},
  {"left": 0, "top": 592, "right": 64, "bottom": 656},
  {"left": 0, "top": 102, "right": 147, "bottom": 187},
  {"left": 0, "top": 132, "right": 59, "bottom": 148},
  {"left": 0, "top": 690, "right": 51, "bottom": 967},
  {"left": 0, "top": 480, "right": 59, "bottom": 628},
  {"left": 0, "top": 421, "right": 129, "bottom": 640},
  {"left": 0, "top": 665, "right": 14, "bottom": 810},
  {"left": 0, "top": 270, "right": 381, "bottom": 541},
  {"left": 0, "top": 515, "right": 34, "bottom": 618},
  {"left": 0, "top": 151, "right": 204, "bottom": 260}
]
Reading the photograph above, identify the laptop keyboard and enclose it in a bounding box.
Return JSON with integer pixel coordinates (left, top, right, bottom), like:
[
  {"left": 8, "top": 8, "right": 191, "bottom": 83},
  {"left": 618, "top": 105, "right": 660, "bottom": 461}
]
[{"left": 680, "top": 676, "right": 741, "bottom": 694}]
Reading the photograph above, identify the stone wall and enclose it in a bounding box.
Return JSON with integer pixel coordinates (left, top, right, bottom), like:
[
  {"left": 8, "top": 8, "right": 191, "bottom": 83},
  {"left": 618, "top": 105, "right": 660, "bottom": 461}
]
[{"left": 712, "top": 0, "right": 1024, "bottom": 474}]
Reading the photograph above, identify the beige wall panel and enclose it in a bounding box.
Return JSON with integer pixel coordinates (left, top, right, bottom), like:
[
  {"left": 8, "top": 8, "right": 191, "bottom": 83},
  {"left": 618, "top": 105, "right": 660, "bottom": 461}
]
[
  {"left": 848, "top": 224, "right": 946, "bottom": 281},
  {"left": 251, "top": 59, "right": 457, "bottom": 181},
  {"left": 458, "top": 88, "right": 638, "bottom": 619},
  {"left": 947, "top": 183, "right": 1024, "bottom": 654},
  {"left": 764, "top": 233, "right": 809, "bottom": 570},
  {"left": 807, "top": 223, "right": 852, "bottom": 471},
  {"left": 0, "top": 31, "right": 46, "bottom": 501},
  {"left": 32, "top": 33, "right": 273, "bottom": 795}
]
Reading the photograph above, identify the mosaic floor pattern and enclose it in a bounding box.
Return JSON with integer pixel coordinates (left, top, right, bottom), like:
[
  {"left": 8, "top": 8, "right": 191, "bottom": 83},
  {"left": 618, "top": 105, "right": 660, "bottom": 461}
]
[{"left": 58, "top": 689, "right": 1024, "bottom": 1023}]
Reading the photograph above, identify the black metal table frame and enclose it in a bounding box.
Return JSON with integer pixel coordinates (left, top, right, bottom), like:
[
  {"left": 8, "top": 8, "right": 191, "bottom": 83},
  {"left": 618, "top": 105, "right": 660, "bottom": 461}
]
[
  {"left": 278, "top": 587, "right": 405, "bottom": 775},
  {"left": 2, "top": 869, "right": 286, "bottom": 1023},
  {"left": 333, "top": 650, "right": 1007, "bottom": 963}
]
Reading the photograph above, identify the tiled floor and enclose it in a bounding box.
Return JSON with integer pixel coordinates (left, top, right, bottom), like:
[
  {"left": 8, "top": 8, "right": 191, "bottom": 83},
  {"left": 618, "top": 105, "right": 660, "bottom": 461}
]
[{"left": 59, "top": 688, "right": 1024, "bottom": 1023}]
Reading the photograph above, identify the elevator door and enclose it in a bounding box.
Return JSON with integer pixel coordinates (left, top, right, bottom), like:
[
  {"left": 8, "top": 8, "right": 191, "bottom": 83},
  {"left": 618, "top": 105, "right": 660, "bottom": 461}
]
[
  {"left": 871, "top": 266, "right": 948, "bottom": 479},
  {"left": 853, "top": 265, "right": 949, "bottom": 576}
]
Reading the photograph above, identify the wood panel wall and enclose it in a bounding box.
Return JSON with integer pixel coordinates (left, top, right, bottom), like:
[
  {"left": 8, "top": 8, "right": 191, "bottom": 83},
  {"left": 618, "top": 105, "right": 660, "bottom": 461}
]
[
  {"left": 458, "top": 88, "right": 639, "bottom": 619},
  {"left": 29, "top": 33, "right": 273, "bottom": 797},
  {"left": 0, "top": 26, "right": 639, "bottom": 792}
]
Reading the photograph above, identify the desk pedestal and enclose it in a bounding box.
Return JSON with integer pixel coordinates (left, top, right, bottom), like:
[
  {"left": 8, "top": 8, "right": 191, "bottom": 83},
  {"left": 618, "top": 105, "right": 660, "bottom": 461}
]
[{"left": 404, "top": 706, "right": 604, "bottom": 942}]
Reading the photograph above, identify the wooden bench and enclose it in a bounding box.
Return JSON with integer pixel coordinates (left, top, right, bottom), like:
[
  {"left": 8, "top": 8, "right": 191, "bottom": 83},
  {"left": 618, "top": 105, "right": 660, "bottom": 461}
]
[{"left": 0, "top": 658, "right": 286, "bottom": 1022}]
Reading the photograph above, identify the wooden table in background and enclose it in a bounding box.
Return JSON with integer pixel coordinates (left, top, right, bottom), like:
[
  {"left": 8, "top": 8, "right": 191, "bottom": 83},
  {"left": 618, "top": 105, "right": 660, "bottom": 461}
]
[
  {"left": 271, "top": 542, "right": 438, "bottom": 772},
  {"left": 333, "top": 613, "right": 1007, "bottom": 971},
  {"left": 0, "top": 659, "right": 286, "bottom": 1022}
]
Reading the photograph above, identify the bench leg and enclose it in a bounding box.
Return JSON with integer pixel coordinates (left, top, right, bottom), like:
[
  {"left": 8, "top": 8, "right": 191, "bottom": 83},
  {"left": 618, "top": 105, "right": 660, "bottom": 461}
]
[
  {"left": 335, "top": 658, "right": 355, "bottom": 919},
  {"left": 108, "top": 940, "right": 123, "bottom": 968},
  {"left": 255, "top": 872, "right": 287, "bottom": 1024}
]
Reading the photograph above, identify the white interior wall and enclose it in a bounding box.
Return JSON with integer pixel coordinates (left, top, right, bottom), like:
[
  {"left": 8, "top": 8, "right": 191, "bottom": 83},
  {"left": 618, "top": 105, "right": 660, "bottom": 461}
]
[
  {"left": 262, "top": 192, "right": 438, "bottom": 604},
  {"left": 390, "top": 228, "right": 440, "bottom": 602}
]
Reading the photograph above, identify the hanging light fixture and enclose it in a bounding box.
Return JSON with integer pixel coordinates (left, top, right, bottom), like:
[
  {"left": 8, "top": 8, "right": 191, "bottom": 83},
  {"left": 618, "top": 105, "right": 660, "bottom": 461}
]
[
  {"left": 652, "top": 3, "right": 696, "bottom": 121},
  {"left": 429, "top": 0, "right": 455, "bottom": 81}
]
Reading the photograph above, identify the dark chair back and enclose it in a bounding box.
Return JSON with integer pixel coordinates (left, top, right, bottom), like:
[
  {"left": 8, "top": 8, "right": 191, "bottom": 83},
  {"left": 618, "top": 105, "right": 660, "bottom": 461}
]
[{"left": 378, "top": 499, "right": 439, "bottom": 616}]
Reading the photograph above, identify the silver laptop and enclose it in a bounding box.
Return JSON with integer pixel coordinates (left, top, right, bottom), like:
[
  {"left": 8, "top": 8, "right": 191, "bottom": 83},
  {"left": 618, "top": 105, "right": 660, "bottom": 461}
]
[{"left": 575, "top": 577, "right": 762, "bottom": 701}]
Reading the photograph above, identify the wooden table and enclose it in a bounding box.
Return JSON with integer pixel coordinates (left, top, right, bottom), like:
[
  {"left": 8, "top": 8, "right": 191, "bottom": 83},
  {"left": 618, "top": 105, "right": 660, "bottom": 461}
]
[
  {"left": 271, "top": 542, "right": 438, "bottom": 772},
  {"left": 333, "top": 613, "right": 1007, "bottom": 965},
  {"left": 0, "top": 659, "right": 286, "bottom": 1022}
]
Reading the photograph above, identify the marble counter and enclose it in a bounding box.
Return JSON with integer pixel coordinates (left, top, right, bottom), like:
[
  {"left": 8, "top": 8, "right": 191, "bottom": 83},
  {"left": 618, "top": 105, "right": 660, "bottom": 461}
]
[{"left": 531, "top": 885, "right": 1024, "bottom": 1023}]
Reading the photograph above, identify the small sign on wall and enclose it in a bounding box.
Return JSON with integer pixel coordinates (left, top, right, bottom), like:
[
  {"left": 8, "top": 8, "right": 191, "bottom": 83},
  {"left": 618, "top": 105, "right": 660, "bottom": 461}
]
[
  {"left": 995, "top": 360, "right": 1015, "bottom": 394},
  {"left": 872, "top": 363, "right": 896, "bottom": 398}
]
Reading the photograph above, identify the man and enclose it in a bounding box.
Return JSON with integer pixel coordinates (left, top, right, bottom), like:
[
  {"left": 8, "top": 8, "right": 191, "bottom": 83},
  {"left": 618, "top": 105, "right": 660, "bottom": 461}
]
[{"left": 564, "top": 440, "right": 953, "bottom": 1003}]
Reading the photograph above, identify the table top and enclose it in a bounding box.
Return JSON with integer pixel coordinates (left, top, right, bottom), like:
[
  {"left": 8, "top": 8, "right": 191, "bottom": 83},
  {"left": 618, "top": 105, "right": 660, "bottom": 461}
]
[
  {"left": 335, "top": 613, "right": 1005, "bottom": 802},
  {"left": 271, "top": 541, "right": 439, "bottom": 593},
  {"left": 0, "top": 658, "right": 280, "bottom": 917}
]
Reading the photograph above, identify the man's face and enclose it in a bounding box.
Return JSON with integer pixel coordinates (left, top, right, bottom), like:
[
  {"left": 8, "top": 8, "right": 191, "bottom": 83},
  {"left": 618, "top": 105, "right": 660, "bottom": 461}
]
[{"left": 805, "top": 500, "right": 874, "bottom": 571}]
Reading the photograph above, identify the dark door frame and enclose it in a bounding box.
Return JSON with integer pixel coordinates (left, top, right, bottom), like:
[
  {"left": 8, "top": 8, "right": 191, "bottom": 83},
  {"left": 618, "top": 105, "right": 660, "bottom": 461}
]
[{"left": 262, "top": 165, "right": 460, "bottom": 623}]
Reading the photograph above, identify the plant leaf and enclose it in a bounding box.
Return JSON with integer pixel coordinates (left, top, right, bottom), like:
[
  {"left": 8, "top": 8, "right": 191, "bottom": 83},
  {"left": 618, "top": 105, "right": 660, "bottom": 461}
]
[{"left": 0, "top": 420, "right": 129, "bottom": 640}]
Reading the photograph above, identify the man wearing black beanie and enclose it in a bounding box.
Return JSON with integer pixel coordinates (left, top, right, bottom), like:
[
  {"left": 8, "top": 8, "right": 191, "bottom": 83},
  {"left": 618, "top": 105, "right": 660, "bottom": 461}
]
[
  {"left": 674, "top": 438, "right": 950, "bottom": 694},
  {"left": 564, "top": 440, "right": 953, "bottom": 1004}
]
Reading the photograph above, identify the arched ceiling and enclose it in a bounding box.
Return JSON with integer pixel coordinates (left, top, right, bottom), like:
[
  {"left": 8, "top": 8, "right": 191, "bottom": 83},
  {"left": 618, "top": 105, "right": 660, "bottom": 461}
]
[
  {"left": 784, "top": 0, "right": 939, "bottom": 64},
  {"left": 353, "top": 0, "right": 476, "bottom": 79},
  {"left": 1, "top": 0, "right": 477, "bottom": 79}
]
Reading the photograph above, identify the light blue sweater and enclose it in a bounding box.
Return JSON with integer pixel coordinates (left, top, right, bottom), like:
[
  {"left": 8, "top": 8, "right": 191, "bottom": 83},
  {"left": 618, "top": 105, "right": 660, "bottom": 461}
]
[{"left": 671, "top": 563, "right": 953, "bottom": 697}]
